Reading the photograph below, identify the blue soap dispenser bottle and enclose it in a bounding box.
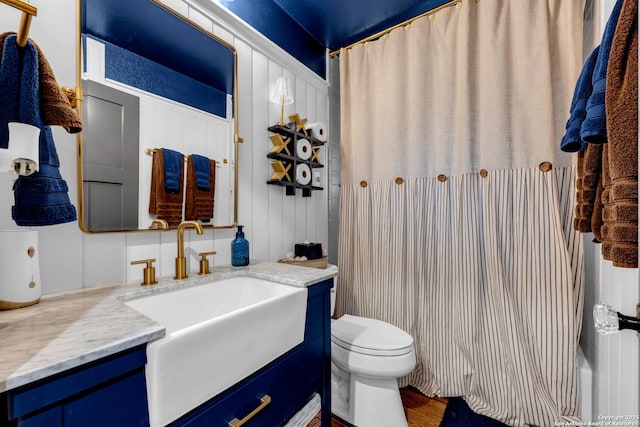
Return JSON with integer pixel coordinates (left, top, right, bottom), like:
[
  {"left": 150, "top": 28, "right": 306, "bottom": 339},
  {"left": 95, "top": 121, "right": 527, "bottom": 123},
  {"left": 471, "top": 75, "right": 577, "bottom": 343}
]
[{"left": 231, "top": 225, "right": 250, "bottom": 266}]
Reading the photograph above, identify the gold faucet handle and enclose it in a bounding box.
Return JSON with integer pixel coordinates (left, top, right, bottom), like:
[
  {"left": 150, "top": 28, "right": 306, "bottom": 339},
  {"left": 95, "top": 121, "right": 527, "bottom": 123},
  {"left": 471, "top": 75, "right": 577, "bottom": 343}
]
[
  {"left": 198, "top": 251, "right": 217, "bottom": 275},
  {"left": 131, "top": 258, "right": 158, "bottom": 286}
]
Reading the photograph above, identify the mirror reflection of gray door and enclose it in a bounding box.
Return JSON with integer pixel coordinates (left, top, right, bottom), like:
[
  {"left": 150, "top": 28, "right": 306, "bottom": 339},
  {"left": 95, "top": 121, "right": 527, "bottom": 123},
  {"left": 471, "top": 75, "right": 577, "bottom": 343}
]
[{"left": 82, "top": 81, "right": 140, "bottom": 231}]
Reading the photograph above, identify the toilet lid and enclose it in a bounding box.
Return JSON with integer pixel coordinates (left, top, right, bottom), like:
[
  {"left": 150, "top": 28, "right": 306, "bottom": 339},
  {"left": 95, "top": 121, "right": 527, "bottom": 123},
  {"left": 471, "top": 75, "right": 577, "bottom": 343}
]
[{"left": 331, "top": 314, "right": 414, "bottom": 356}]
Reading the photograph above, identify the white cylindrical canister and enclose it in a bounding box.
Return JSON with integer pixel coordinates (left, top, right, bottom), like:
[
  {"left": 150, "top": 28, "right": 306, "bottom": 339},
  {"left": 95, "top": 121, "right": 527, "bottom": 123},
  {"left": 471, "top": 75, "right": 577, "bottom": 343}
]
[
  {"left": 0, "top": 230, "right": 41, "bottom": 310},
  {"left": 8, "top": 122, "right": 40, "bottom": 175}
]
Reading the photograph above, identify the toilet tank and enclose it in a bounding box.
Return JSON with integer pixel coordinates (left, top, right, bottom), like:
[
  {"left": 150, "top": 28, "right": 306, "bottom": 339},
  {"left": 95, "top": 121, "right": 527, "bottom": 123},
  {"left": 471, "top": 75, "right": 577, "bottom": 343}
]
[{"left": 327, "top": 264, "right": 338, "bottom": 316}]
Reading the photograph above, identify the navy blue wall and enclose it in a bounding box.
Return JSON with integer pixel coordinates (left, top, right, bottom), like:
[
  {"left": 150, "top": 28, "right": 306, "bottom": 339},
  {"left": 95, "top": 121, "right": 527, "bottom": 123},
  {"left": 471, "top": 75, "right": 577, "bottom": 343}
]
[{"left": 82, "top": 0, "right": 234, "bottom": 116}]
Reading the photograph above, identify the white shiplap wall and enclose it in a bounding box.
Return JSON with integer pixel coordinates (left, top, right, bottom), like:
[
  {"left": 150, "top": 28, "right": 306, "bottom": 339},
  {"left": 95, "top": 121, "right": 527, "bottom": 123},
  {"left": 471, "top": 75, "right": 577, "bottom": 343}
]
[{"left": 0, "top": 0, "right": 329, "bottom": 294}]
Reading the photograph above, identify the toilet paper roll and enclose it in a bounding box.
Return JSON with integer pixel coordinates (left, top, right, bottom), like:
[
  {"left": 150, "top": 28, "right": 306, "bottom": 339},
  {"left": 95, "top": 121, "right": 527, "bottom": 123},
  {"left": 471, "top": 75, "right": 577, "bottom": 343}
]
[
  {"left": 296, "top": 139, "right": 312, "bottom": 160},
  {"left": 305, "top": 122, "right": 327, "bottom": 142},
  {"left": 295, "top": 163, "right": 312, "bottom": 185}
]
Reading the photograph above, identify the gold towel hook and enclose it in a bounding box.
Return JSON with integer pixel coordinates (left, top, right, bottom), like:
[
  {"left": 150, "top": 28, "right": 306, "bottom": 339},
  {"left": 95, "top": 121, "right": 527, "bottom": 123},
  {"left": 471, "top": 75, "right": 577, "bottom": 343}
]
[
  {"left": 0, "top": 0, "right": 38, "bottom": 47},
  {"left": 0, "top": 2, "right": 79, "bottom": 108},
  {"left": 16, "top": 12, "right": 32, "bottom": 47}
]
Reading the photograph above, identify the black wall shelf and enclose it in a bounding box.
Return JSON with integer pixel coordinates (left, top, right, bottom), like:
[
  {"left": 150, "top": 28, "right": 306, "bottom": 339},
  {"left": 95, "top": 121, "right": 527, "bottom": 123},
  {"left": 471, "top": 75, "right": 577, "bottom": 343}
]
[{"left": 267, "top": 124, "right": 326, "bottom": 197}]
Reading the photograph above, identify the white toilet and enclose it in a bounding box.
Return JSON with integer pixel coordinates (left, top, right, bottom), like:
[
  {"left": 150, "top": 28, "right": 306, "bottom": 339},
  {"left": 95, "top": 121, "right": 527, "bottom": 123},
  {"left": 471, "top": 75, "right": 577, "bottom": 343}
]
[{"left": 328, "top": 265, "right": 416, "bottom": 427}]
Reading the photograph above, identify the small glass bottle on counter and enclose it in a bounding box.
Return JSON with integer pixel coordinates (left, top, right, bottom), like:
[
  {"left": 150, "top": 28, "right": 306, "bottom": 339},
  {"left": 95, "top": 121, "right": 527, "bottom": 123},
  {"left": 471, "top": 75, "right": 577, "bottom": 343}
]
[{"left": 231, "top": 225, "right": 250, "bottom": 266}]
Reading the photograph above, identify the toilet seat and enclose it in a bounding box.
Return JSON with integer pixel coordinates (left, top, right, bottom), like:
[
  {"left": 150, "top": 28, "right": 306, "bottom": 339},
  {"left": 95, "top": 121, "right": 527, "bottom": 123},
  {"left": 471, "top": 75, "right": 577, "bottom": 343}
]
[{"left": 331, "top": 314, "right": 414, "bottom": 356}]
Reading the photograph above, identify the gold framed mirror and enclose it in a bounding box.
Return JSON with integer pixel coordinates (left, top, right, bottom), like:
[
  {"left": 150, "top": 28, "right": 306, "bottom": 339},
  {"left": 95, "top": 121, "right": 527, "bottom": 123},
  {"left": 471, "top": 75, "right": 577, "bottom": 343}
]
[{"left": 75, "top": 0, "right": 240, "bottom": 232}]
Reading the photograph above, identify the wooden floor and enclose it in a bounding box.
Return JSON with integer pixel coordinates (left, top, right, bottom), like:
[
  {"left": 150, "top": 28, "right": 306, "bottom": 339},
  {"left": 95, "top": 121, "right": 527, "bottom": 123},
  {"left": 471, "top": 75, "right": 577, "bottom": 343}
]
[{"left": 331, "top": 387, "right": 448, "bottom": 427}]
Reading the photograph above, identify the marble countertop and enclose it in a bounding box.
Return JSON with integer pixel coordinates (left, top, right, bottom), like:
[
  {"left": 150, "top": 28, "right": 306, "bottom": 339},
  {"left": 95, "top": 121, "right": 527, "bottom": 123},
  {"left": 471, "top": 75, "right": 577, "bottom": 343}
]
[{"left": 0, "top": 261, "right": 335, "bottom": 393}]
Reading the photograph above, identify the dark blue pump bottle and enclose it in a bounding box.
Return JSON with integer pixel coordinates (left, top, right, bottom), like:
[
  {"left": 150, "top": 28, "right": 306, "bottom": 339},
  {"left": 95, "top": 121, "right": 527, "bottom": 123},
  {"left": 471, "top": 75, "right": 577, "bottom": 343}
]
[{"left": 231, "top": 225, "right": 250, "bottom": 266}]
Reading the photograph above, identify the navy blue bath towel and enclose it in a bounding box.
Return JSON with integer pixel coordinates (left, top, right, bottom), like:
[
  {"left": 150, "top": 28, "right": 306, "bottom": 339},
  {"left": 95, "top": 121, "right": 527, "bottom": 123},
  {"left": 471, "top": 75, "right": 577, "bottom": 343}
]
[
  {"left": 561, "top": 46, "right": 600, "bottom": 152},
  {"left": 0, "top": 34, "right": 27, "bottom": 147},
  {"left": 191, "top": 154, "right": 211, "bottom": 190},
  {"left": 162, "top": 148, "right": 183, "bottom": 192},
  {"left": 581, "top": 0, "right": 624, "bottom": 144},
  {"left": 0, "top": 34, "right": 76, "bottom": 226}
]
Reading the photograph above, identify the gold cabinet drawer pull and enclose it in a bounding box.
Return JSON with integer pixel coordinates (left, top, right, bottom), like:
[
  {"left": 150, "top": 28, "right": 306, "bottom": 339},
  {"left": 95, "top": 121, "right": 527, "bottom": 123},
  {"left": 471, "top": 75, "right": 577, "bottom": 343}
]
[{"left": 228, "top": 395, "right": 271, "bottom": 427}]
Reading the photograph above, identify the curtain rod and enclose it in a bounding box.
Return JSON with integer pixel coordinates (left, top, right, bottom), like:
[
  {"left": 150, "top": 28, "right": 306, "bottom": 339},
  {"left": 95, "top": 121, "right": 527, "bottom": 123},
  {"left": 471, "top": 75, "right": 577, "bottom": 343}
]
[
  {"left": 0, "top": 0, "right": 37, "bottom": 47},
  {"left": 328, "top": 0, "right": 462, "bottom": 57}
]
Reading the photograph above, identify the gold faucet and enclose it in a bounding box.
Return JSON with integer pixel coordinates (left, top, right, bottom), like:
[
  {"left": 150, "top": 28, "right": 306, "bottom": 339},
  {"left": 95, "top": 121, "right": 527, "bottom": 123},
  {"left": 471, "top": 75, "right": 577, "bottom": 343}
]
[
  {"left": 149, "top": 219, "right": 169, "bottom": 230},
  {"left": 175, "top": 221, "right": 204, "bottom": 280}
]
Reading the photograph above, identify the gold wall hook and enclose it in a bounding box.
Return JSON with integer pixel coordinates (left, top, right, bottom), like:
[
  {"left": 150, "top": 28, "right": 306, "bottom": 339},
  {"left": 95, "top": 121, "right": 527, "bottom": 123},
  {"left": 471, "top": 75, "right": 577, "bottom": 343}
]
[
  {"left": 60, "top": 86, "right": 79, "bottom": 109},
  {"left": 1, "top": 0, "right": 38, "bottom": 47}
]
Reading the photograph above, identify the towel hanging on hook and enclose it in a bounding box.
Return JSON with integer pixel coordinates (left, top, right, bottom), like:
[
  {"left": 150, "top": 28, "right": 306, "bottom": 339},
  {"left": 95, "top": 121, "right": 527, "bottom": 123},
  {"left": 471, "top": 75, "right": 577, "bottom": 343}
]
[{"left": 0, "top": 0, "right": 38, "bottom": 47}]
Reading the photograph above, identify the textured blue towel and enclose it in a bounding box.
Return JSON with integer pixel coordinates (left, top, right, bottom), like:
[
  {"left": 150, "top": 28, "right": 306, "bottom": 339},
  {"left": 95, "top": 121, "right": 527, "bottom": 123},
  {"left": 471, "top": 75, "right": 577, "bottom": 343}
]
[
  {"left": 581, "top": 0, "right": 624, "bottom": 144},
  {"left": 162, "top": 148, "right": 183, "bottom": 192},
  {"left": 191, "top": 154, "right": 211, "bottom": 190},
  {"left": 0, "top": 34, "right": 77, "bottom": 226},
  {"left": 0, "top": 35, "right": 22, "bottom": 147},
  {"left": 561, "top": 46, "right": 600, "bottom": 152}
]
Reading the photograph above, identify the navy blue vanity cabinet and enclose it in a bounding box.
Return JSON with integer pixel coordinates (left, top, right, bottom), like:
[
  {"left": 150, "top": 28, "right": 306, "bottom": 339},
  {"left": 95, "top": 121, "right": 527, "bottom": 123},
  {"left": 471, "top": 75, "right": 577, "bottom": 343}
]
[
  {"left": 171, "top": 278, "right": 333, "bottom": 427},
  {"left": 0, "top": 277, "right": 332, "bottom": 427},
  {"left": 1, "top": 345, "right": 150, "bottom": 427}
]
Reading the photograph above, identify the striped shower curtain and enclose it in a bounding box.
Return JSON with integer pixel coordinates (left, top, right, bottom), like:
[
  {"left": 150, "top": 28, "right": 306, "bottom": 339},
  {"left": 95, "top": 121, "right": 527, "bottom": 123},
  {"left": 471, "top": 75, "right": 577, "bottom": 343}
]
[{"left": 336, "top": 1, "right": 585, "bottom": 426}]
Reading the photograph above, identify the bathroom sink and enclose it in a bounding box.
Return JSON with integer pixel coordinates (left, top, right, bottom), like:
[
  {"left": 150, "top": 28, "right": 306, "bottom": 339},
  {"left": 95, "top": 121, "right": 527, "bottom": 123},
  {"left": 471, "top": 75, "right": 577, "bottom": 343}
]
[{"left": 123, "top": 276, "right": 308, "bottom": 427}]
